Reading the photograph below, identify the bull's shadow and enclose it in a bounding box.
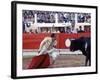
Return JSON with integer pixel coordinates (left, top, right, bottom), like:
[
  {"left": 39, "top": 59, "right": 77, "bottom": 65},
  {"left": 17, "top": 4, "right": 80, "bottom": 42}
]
[{"left": 69, "top": 37, "right": 91, "bottom": 66}]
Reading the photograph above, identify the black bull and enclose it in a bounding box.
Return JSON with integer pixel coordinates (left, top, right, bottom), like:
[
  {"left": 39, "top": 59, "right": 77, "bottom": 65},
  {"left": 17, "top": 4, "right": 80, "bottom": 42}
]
[{"left": 69, "top": 37, "right": 91, "bottom": 66}]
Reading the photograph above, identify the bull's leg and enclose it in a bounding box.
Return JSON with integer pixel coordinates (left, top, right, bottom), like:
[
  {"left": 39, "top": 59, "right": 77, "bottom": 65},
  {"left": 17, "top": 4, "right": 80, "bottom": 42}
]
[
  {"left": 89, "top": 58, "right": 91, "bottom": 66},
  {"left": 85, "top": 56, "right": 88, "bottom": 66},
  {"left": 89, "top": 53, "right": 91, "bottom": 66}
]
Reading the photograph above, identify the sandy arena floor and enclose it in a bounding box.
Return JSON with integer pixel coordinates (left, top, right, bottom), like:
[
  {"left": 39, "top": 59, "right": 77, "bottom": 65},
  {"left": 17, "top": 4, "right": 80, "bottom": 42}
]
[{"left": 23, "top": 53, "right": 88, "bottom": 69}]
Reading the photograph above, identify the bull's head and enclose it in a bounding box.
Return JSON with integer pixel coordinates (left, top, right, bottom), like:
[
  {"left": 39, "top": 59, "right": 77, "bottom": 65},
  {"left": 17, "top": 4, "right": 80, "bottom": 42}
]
[
  {"left": 70, "top": 40, "right": 79, "bottom": 51},
  {"left": 70, "top": 37, "right": 85, "bottom": 52},
  {"left": 65, "top": 37, "right": 85, "bottom": 52},
  {"left": 65, "top": 39, "right": 77, "bottom": 51}
]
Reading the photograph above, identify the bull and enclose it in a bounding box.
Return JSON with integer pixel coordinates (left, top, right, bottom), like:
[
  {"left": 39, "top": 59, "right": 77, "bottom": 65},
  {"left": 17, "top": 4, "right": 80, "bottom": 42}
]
[{"left": 69, "top": 37, "right": 91, "bottom": 66}]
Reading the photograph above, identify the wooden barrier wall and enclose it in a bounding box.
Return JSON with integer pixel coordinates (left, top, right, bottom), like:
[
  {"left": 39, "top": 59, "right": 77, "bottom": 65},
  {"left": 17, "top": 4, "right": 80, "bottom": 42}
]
[{"left": 23, "top": 32, "right": 90, "bottom": 49}]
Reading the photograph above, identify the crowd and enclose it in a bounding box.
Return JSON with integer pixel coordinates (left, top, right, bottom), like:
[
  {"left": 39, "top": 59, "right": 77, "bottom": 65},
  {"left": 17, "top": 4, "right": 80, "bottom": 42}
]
[
  {"left": 37, "top": 11, "right": 55, "bottom": 23},
  {"left": 58, "top": 12, "right": 75, "bottom": 23},
  {"left": 22, "top": 10, "right": 91, "bottom": 24},
  {"left": 22, "top": 10, "right": 91, "bottom": 33},
  {"left": 23, "top": 25, "right": 90, "bottom": 34},
  {"left": 77, "top": 13, "right": 91, "bottom": 23},
  {"left": 23, "top": 10, "right": 35, "bottom": 22}
]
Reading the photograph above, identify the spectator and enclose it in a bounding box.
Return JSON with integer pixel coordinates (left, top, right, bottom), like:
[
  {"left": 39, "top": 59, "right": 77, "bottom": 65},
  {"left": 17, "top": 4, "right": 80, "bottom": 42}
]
[
  {"left": 56, "top": 28, "right": 60, "bottom": 33},
  {"left": 66, "top": 27, "right": 72, "bottom": 34},
  {"left": 71, "top": 26, "right": 77, "bottom": 33},
  {"left": 78, "top": 26, "right": 84, "bottom": 33},
  {"left": 59, "top": 28, "right": 65, "bottom": 33}
]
